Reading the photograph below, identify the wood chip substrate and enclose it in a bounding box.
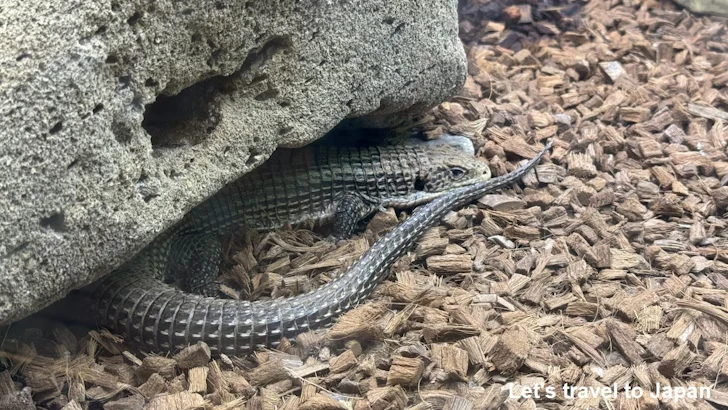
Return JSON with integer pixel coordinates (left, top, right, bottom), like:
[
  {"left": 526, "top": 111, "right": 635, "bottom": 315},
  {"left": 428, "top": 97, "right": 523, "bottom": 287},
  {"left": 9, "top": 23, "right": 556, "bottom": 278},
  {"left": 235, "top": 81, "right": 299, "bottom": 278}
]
[{"left": 2, "top": 0, "right": 728, "bottom": 409}]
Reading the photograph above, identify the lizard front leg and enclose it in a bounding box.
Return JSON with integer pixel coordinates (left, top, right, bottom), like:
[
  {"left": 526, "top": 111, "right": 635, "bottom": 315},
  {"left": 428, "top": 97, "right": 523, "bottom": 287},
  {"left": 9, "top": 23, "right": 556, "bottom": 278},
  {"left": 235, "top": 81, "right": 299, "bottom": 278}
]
[
  {"left": 331, "top": 193, "right": 372, "bottom": 240},
  {"left": 170, "top": 233, "right": 224, "bottom": 297}
]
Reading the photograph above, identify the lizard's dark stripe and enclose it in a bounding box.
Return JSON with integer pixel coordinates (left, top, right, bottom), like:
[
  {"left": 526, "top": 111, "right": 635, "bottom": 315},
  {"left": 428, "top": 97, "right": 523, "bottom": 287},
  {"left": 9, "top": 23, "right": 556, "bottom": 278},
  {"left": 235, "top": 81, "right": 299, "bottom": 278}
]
[{"left": 88, "top": 141, "right": 551, "bottom": 356}]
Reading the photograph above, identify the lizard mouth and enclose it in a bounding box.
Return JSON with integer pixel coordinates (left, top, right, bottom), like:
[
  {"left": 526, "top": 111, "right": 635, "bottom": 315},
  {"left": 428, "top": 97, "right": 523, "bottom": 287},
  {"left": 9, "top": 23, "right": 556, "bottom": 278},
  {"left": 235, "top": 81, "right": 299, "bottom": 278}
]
[{"left": 388, "top": 171, "right": 493, "bottom": 209}]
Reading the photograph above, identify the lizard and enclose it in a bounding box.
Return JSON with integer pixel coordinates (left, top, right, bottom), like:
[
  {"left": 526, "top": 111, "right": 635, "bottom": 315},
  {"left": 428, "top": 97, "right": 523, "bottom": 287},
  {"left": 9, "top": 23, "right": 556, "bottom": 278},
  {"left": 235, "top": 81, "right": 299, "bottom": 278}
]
[{"left": 63, "top": 136, "right": 553, "bottom": 357}]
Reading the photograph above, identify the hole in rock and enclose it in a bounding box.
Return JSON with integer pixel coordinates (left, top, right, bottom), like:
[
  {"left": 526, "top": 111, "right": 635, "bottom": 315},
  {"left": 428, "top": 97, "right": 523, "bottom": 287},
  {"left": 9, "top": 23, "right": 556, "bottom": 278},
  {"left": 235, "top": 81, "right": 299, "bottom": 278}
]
[
  {"left": 250, "top": 74, "right": 268, "bottom": 84},
  {"left": 49, "top": 121, "right": 63, "bottom": 134},
  {"left": 254, "top": 88, "right": 279, "bottom": 101},
  {"left": 48, "top": 121, "right": 63, "bottom": 135},
  {"left": 127, "top": 11, "right": 142, "bottom": 25},
  {"left": 119, "top": 76, "right": 132, "bottom": 88},
  {"left": 40, "top": 212, "right": 66, "bottom": 232},
  {"left": 142, "top": 80, "right": 219, "bottom": 148},
  {"left": 143, "top": 36, "right": 292, "bottom": 149}
]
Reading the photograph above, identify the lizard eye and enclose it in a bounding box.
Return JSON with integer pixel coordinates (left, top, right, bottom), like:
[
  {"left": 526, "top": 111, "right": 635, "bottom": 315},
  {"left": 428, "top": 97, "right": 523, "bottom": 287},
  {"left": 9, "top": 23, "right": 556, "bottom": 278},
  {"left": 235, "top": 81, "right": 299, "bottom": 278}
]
[{"left": 450, "top": 166, "right": 466, "bottom": 179}]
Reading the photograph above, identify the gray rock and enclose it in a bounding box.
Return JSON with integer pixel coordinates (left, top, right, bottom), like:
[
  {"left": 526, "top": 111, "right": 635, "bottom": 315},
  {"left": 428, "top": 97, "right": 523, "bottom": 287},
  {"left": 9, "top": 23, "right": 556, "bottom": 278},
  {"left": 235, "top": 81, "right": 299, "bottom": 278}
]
[
  {"left": 671, "top": 0, "right": 728, "bottom": 16},
  {"left": 0, "top": 0, "right": 466, "bottom": 324}
]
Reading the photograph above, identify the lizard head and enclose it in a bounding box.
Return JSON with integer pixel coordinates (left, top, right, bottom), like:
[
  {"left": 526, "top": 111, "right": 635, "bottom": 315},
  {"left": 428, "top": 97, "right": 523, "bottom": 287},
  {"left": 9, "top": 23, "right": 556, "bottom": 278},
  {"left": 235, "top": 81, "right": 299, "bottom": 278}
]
[
  {"left": 414, "top": 135, "right": 491, "bottom": 194},
  {"left": 379, "top": 135, "right": 492, "bottom": 209},
  {"left": 416, "top": 146, "right": 491, "bottom": 193}
]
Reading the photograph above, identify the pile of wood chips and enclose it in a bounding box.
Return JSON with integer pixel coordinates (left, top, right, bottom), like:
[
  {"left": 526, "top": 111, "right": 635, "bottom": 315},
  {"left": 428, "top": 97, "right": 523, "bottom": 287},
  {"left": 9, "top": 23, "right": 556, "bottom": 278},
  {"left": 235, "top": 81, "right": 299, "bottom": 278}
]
[{"left": 3, "top": 0, "right": 728, "bottom": 409}]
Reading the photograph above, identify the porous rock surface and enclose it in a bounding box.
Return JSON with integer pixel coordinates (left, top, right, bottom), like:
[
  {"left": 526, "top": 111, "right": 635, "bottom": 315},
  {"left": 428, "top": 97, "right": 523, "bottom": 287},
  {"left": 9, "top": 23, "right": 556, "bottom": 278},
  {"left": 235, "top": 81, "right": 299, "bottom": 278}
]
[
  {"left": 671, "top": 0, "right": 728, "bottom": 16},
  {"left": 0, "top": 0, "right": 466, "bottom": 324}
]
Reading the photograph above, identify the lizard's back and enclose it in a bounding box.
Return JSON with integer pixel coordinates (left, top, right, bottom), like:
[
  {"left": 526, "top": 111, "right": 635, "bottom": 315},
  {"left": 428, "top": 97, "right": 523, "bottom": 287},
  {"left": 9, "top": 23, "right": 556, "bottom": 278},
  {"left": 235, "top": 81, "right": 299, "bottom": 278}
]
[{"left": 186, "top": 145, "right": 426, "bottom": 233}]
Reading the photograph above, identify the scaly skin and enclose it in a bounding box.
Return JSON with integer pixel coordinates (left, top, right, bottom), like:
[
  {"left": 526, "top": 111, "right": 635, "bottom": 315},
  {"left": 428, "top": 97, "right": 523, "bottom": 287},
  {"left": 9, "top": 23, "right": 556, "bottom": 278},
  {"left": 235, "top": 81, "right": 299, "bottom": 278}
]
[{"left": 86, "top": 139, "right": 552, "bottom": 357}]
